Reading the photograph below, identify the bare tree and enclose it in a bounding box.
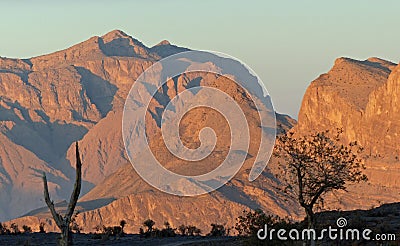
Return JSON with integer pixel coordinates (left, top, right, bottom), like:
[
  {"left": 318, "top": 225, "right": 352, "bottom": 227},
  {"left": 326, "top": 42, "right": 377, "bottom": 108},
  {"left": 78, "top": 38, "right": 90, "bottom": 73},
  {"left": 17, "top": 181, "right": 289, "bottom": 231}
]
[
  {"left": 42, "top": 142, "right": 82, "bottom": 246},
  {"left": 274, "top": 129, "right": 367, "bottom": 229}
]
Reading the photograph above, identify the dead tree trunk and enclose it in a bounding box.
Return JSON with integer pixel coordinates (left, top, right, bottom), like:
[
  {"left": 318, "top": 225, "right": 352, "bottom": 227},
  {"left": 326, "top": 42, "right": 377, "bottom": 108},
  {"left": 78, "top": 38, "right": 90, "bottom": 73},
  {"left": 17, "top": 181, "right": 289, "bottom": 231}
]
[{"left": 42, "top": 142, "right": 82, "bottom": 246}]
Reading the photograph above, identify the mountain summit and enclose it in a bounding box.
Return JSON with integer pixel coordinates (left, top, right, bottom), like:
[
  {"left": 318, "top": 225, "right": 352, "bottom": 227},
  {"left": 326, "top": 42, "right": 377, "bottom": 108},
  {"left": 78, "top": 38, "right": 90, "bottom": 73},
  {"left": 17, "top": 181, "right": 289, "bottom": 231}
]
[
  {"left": 101, "top": 29, "right": 130, "bottom": 40},
  {"left": 154, "top": 40, "right": 171, "bottom": 46}
]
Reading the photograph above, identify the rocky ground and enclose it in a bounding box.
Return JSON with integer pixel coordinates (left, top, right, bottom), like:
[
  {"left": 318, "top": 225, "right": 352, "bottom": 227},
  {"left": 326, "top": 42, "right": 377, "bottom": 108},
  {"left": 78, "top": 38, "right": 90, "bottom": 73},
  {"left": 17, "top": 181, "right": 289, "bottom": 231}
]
[{"left": 0, "top": 234, "right": 241, "bottom": 246}]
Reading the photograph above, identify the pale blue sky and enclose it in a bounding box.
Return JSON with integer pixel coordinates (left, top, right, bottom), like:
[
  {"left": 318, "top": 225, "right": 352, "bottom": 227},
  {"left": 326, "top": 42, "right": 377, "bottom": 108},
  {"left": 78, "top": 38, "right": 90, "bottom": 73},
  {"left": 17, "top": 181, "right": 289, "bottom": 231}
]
[{"left": 1, "top": 0, "right": 399, "bottom": 118}]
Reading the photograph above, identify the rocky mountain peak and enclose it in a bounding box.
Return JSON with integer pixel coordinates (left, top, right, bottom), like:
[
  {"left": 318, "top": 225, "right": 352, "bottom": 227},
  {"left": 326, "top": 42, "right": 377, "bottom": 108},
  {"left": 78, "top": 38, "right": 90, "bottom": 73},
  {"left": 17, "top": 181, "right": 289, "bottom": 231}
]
[
  {"left": 366, "top": 57, "right": 397, "bottom": 70},
  {"left": 155, "top": 40, "right": 171, "bottom": 46},
  {"left": 97, "top": 29, "right": 152, "bottom": 58},
  {"left": 101, "top": 29, "right": 130, "bottom": 42},
  {"left": 331, "top": 57, "right": 396, "bottom": 77},
  {"left": 332, "top": 57, "right": 393, "bottom": 73},
  {"left": 333, "top": 57, "right": 356, "bottom": 65}
]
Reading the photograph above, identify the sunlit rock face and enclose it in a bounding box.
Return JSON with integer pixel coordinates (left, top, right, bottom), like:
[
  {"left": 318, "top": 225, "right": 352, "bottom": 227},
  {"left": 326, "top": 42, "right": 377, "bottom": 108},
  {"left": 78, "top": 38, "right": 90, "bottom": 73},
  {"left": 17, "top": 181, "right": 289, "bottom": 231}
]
[
  {"left": 297, "top": 57, "right": 399, "bottom": 159},
  {"left": 296, "top": 57, "right": 400, "bottom": 215}
]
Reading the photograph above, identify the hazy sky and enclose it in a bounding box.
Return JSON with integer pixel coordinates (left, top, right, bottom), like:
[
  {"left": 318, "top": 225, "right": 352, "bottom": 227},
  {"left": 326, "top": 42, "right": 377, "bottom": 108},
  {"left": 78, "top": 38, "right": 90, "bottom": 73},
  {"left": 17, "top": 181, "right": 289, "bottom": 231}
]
[{"left": 1, "top": 0, "right": 399, "bottom": 118}]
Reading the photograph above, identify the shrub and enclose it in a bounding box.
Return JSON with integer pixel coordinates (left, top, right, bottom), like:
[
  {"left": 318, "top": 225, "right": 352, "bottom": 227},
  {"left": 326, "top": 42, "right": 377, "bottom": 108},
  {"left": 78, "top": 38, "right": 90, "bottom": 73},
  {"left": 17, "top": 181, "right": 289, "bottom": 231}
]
[
  {"left": 186, "top": 225, "right": 201, "bottom": 236},
  {"left": 139, "top": 227, "right": 145, "bottom": 237},
  {"left": 177, "top": 224, "right": 201, "bottom": 236},
  {"left": 93, "top": 225, "right": 102, "bottom": 233},
  {"left": 140, "top": 219, "right": 156, "bottom": 238},
  {"left": 102, "top": 225, "right": 123, "bottom": 237},
  {"left": 159, "top": 221, "right": 176, "bottom": 237},
  {"left": 235, "top": 209, "right": 299, "bottom": 245},
  {"left": 139, "top": 220, "right": 178, "bottom": 238},
  {"left": 143, "top": 219, "right": 155, "bottom": 233},
  {"left": 39, "top": 222, "right": 46, "bottom": 233},
  {"left": 0, "top": 223, "right": 11, "bottom": 235},
  {"left": 22, "top": 225, "right": 32, "bottom": 233},
  {"left": 10, "top": 223, "right": 21, "bottom": 235},
  {"left": 208, "top": 224, "right": 226, "bottom": 237},
  {"left": 178, "top": 224, "right": 186, "bottom": 236},
  {"left": 235, "top": 209, "right": 282, "bottom": 236},
  {"left": 71, "top": 220, "right": 82, "bottom": 234}
]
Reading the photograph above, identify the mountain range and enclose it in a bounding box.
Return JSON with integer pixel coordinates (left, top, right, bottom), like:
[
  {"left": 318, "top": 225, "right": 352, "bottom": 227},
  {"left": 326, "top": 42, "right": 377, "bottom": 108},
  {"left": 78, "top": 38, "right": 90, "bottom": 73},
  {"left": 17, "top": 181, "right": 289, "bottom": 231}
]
[{"left": 0, "top": 30, "right": 399, "bottom": 234}]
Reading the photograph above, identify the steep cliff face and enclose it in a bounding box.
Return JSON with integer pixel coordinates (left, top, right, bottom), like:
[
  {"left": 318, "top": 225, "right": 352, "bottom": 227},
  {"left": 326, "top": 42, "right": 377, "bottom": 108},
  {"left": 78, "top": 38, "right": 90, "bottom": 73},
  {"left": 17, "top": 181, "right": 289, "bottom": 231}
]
[
  {"left": 295, "top": 57, "right": 400, "bottom": 207},
  {"left": 364, "top": 64, "right": 400, "bottom": 157},
  {"left": 297, "top": 57, "right": 399, "bottom": 159}
]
